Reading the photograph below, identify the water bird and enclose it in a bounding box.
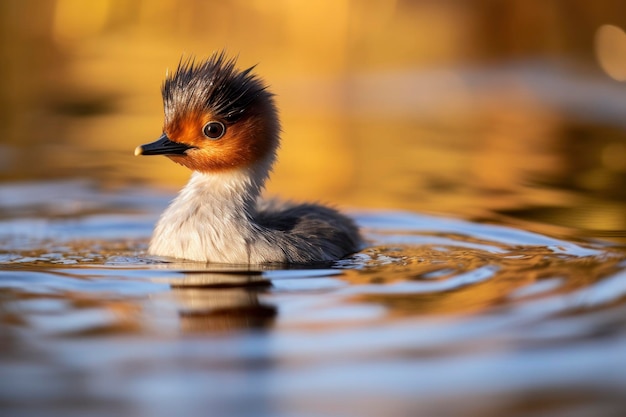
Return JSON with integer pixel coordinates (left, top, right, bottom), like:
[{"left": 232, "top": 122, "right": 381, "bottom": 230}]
[{"left": 135, "top": 52, "right": 362, "bottom": 264}]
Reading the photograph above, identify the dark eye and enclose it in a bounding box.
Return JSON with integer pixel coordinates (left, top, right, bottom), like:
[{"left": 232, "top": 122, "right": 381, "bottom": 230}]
[{"left": 202, "top": 121, "right": 226, "bottom": 140}]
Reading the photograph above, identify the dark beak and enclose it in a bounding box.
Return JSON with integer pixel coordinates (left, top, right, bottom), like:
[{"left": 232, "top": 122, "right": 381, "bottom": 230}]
[{"left": 134, "top": 133, "right": 193, "bottom": 156}]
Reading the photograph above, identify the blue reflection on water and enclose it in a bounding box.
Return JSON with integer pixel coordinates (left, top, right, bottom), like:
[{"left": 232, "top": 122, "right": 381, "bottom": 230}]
[{"left": 1, "top": 181, "right": 626, "bottom": 416}]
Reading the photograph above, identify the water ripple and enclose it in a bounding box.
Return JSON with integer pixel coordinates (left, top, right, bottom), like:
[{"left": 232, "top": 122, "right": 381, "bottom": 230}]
[{"left": 1, "top": 184, "right": 626, "bottom": 417}]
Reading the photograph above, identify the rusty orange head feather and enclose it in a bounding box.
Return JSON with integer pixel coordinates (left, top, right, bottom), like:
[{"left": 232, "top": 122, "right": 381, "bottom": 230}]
[{"left": 136, "top": 52, "right": 280, "bottom": 173}]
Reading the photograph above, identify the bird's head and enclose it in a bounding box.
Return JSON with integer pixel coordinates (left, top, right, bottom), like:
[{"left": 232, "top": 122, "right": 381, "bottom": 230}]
[{"left": 135, "top": 52, "right": 280, "bottom": 173}]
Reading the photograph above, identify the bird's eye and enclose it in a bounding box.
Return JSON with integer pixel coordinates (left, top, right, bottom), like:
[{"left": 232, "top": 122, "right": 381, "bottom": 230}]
[{"left": 202, "top": 121, "right": 226, "bottom": 140}]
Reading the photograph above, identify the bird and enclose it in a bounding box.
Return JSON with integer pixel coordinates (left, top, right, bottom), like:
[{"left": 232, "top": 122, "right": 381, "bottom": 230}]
[{"left": 135, "top": 52, "right": 362, "bottom": 264}]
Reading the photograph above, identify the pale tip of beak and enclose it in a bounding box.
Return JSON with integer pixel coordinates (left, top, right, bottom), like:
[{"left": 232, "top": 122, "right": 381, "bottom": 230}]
[{"left": 134, "top": 146, "right": 144, "bottom": 156}]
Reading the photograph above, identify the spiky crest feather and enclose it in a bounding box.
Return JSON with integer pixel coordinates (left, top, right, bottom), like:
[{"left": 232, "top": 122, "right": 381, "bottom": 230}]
[{"left": 162, "top": 51, "right": 270, "bottom": 125}]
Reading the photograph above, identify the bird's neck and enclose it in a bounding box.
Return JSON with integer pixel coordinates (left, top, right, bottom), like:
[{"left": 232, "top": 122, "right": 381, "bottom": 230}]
[
  {"left": 148, "top": 158, "right": 275, "bottom": 263},
  {"left": 183, "top": 164, "right": 268, "bottom": 216}
]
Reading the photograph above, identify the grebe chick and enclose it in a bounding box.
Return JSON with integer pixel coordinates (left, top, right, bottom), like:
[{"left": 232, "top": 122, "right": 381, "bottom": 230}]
[{"left": 135, "top": 52, "right": 362, "bottom": 264}]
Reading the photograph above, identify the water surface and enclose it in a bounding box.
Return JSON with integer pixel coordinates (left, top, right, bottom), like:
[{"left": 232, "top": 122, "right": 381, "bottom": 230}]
[
  {"left": 1, "top": 177, "right": 626, "bottom": 417},
  {"left": 2, "top": 29, "right": 626, "bottom": 415},
  {"left": 3, "top": 2, "right": 626, "bottom": 415}
]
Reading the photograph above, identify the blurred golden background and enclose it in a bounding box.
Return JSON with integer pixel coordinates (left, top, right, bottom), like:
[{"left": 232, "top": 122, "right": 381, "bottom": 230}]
[{"left": 1, "top": 0, "right": 625, "bottom": 237}]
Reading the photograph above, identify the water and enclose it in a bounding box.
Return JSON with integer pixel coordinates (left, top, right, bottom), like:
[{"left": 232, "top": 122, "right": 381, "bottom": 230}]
[
  {"left": 2, "top": 23, "right": 626, "bottom": 413},
  {"left": 4, "top": 2, "right": 626, "bottom": 414},
  {"left": 1, "top": 178, "right": 626, "bottom": 417}
]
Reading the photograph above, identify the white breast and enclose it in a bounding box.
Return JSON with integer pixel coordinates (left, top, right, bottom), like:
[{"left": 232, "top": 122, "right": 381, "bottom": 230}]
[{"left": 148, "top": 165, "right": 285, "bottom": 263}]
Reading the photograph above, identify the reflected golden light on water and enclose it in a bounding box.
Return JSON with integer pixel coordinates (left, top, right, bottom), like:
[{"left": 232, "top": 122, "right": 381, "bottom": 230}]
[
  {"left": 53, "top": 0, "right": 112, "bottom": 44},
  {"left": 267, "top": 114, "right": 357, "bottom": 200},
  {"left": 3, "top": 4, "right": 626, "bottom": 415},
  {"left": 602, "top": 142, "right": 626, "bottom": 172},
  {"left": 595, "top": 24, "right": 626, "bottom": 82},
  {"left": 1, "top": 1, "right": 626, "bottom": 237}
]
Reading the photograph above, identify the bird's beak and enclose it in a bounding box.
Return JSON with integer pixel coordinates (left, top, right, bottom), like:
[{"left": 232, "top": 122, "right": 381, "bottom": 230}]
[{"left": 134, "top": 133, "right": 193, "bottom": 156}]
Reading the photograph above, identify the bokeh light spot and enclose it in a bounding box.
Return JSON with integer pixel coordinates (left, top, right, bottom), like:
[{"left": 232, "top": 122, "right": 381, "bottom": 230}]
[{"left": 595, "top": 24, "right": 626, "bottom": 81}]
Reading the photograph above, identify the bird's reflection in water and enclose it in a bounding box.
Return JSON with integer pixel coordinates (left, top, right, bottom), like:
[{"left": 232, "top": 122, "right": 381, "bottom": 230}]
[{"left": 169, "top": 271, "right": 276, "bottom": 333}]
